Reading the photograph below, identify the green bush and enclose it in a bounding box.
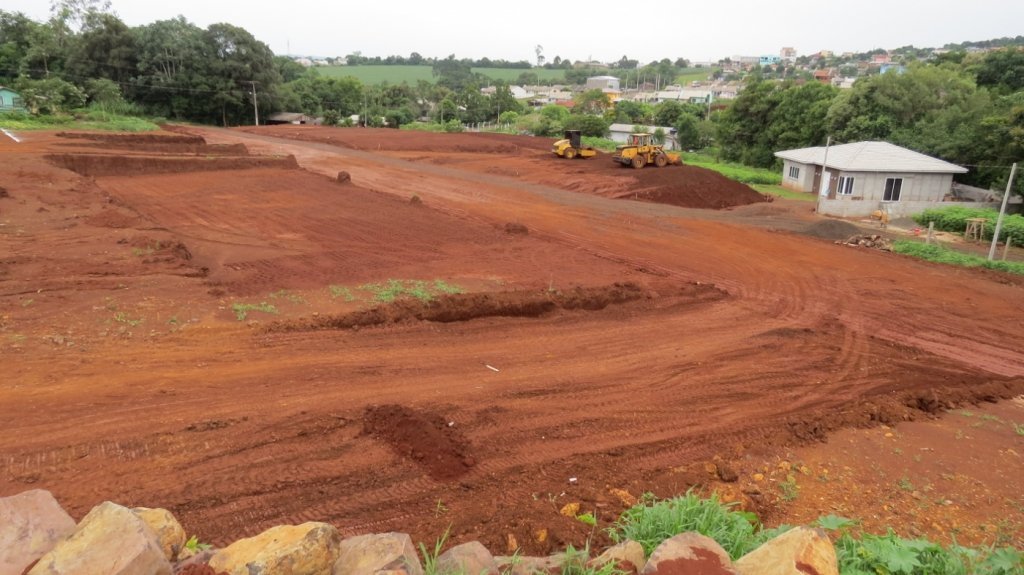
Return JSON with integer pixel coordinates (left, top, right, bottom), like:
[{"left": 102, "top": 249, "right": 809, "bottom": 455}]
[
  {"left": 607, "top": 490, "right": 764, "bottom": 559},
  {"left": 913, "top": 207, "right": 1024, "bottom": 246}
]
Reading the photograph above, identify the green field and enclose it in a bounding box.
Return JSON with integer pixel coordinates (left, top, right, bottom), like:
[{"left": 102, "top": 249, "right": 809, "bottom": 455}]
[
  {"left": 317, "top": 65, "right": 567, "bottom": 85},
  {"left": 675, "top": 68, "right": 717, "bottom": 85}
]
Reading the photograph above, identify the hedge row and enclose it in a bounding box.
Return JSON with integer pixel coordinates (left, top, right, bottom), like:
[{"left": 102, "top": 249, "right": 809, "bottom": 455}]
[{"left": 912, "top": 207, "right": 1024, "bottom": 246}]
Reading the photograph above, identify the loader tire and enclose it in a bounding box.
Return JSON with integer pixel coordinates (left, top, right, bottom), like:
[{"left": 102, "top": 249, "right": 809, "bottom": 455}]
[
  {"left": 631, "top": 156, "right": 646, "bottom": 169},
  {"left": 655, "top": 153, "right": 668, "bottom": 168},
  {"left": 564, "top": 147, "right": 577, "bottom": 160}
]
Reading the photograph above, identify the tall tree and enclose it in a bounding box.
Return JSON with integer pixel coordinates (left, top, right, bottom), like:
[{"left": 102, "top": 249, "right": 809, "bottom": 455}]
[{"left": 65, "top": 13, "right": 137, "bottom": 83}]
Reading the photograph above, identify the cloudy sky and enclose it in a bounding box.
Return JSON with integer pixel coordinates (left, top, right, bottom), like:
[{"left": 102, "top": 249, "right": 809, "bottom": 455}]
[{"left": 6, "top": 0, "right": 1023, "bottom": 63}]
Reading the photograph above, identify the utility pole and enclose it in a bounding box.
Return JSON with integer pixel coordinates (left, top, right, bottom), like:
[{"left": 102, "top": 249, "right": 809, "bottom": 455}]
[
  {"left": 816, "top": 136, "right": 832, "bottom": 214},
  {"left": 249, "top": 81, "right": 259, "bottom": 126},
  {"left": 988, "top": 162, "right": 1018, "bottom": 261}
]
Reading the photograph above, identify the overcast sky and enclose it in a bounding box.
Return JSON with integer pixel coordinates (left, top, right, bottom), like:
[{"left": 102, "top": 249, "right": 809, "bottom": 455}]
[{"left": 6, "top": 0, "right": 1024, "bottom": 63}]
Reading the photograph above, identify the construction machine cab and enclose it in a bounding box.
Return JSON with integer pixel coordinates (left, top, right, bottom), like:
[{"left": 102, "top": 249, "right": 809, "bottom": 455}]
[
  {"left": 629, "top": 133, "right": 652, "bottom": 147},
  {"left": 564, "top": 129, "right": 583, "bottom": 149}
]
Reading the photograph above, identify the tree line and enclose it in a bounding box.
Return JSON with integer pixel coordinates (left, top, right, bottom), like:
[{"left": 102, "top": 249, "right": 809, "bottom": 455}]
[{"left": 715, "top": 51, "right": 1024, "bottom": 194}]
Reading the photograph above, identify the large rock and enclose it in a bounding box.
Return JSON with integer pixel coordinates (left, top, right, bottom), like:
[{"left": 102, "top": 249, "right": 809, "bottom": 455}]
[
  {"left": 334, "top": 533, "right": 423, "bottom": 575},
  {"left": 437, "top": 541, "right": 498, "bottom": 575},
  {"left": 641, "top": 532, "right": 737, "bottom": 575},
  {"left": 28, "top": 501, "right": 171, "bottom": 575},
  {"left": 588, "top": 540, "right": 646, "bottom": 575},
  {"left": 132, "top": 507, "right": 187, "bottom": 561},
  {"left": 734, "top": 527, "right": 837, "bottom": 575},
  {"left": 0, "top": 490, "right": 76, "bottom": 575},
  {"left": 209, "top": 522, "right": 340, "bottom": 575}
]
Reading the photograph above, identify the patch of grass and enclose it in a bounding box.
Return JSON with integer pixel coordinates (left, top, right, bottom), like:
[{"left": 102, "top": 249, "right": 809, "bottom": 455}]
[
  {"left": 131, "top": 246, "right": 155, "bottom": 257},
  {"left": 0, "top": 111, "right": 158, "bottom": 132},
  {"left": 1014, "top": 422, "right": 1024, "bottom": 436},
  {"left": 113, "top": 311, "right": 143, "bottom": 327},
  {"left": 913, "top": 206, "right": 1024, "bottom": 246},
  {"left": 892, "top": 240, "right": 1024, "bottom": 276},
  {"left": 607, "top": 489, "right": 763, "bottom": 559},
  {"left": 268, "top": 289, "right": 306, "bottom": 304},
  {"left": 231, "top": 302, "right": 278, "bottom": 321},
  {"left": 560, "top": 543, "right": 625, "bottom": 575},
  {"left": 681, "top": 152, "right": 781, "bottom": 185},
  {"left": 576, "top": 512, "right": 597, "bottom": 527},
  {"left": 779, "top": 474, "right": 800, "bottom": 501},
  {"left": 328, "top": 285, "right": 356, "bottom": 301},
  {"left": 358, "top": 279, "right": 464, "bottom": 303},
  {"left": 898, "top": 477, "right": 915, "bottom": 491},
  {"left": 751, "top": 184, "right": 817, "bottom": 202}
]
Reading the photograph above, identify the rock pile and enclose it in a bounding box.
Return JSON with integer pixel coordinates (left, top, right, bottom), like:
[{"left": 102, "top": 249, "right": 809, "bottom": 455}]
[
  {"left": 835, "top": 234, "right": 892, "bottom": 251},
  {"left": 0, "top": 489, "right": 839, "bottom": 575}
]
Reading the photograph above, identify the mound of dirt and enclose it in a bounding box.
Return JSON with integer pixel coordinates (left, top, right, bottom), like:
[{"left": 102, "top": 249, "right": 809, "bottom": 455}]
[
  {"left": 801, "top": 220, "right": 863, "bottom": 240},
  {"left": 57, "top": 132, "right": 206, "bottom": 145},
  {"left": 591, "top": 162, "right": 767, "bottom": 210},
  {"left": 46, "top": 153, "right": 298, "bottom": 176},
  {"left": 362, "top": 404, "right": 475, "bottom": 480},
  {"left": 268, "top": 283, "right": 655, "bottom": 333}
]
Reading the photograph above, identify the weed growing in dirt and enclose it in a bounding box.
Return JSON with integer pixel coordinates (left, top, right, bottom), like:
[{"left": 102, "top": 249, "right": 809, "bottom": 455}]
[
  {"left": 269, "top": 289, "right": 307, "bottom": 304},
  {"left": 434, "top": 499, "right": 448, "bottom": 517},
  {"left": 898, "top": 477, "right": 915, "bottom": 492},
  {"left": 183, "top": 534, "right": 211, "bottom": 552},
  {"left": 359, "top": 279, "right": 464, "bottom": 303},
  {"left": 418, "top": 526, "right": 450, "bottom": 575},
  {"left": 1013, "top": 423, "right": 1024, "bottom": 436},
  {"left": 231, "top": 302, "right": 278, "bottom": 321},
  {"left": 778, "top": 475, "right": 800, "bottom": 502},
  {"left": 560, "top": 543, "right": 625, "bottom": 575},
  {"left": 607, "top": 489, "right": 762, "bottom": 559},
  {"left": 329, "top": 285, "right": 356, "bottom": 301},
  {"left": 576, "top": 512, "right": 597, "bottom": 527},
  {"left": 113, "top": 311, "right": 143, "bottom": 327},
  {"left": 892, "top": 240, "right": 1024, "bottom": 276},
  {"left": 131, "top": 246, "right": 155, "bottom": 257}
]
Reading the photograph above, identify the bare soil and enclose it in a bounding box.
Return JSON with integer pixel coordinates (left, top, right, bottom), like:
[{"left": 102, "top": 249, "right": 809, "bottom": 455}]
[{"left": 2, "top": 127, "right": 1023, "bottom": 554}]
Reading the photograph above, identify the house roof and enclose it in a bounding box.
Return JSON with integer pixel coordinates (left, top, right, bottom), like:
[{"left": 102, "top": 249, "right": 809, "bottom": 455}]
[{"left": 774, "top": 141, "right": 967, "bottom": 174}]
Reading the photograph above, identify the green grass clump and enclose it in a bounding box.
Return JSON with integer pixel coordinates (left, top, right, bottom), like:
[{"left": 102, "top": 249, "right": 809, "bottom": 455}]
[
  {"left": 328, "top": 285, "right": 355, "bottom": 301},
  {"left": 231, "top": 302, "right": 278, "bottom": 321},
  {"left": 892, "top": 240, "right": 1024, "bottom": 276},
  {"left": 681, "top": 152, "right": 782, "bottom": 185},
  {"left": 607, "top": 490, "right": 763, "bottom": 559},
  {"left": 913, "top": 206, "right": 1024, "bottom": 246},
  {"left": 358, "top": 279, "right": 464, "bottom": 303}
]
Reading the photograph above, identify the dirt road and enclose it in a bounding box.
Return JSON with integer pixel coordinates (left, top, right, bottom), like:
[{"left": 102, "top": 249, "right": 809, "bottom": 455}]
[{"left": 2, "top": 127, "right": 1022, "bottom": 552}]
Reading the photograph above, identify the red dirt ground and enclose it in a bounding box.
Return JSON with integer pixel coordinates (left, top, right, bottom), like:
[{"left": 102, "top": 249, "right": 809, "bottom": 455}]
[{"left": 2, "top": 127, "right": 1023, "bottom": 555}]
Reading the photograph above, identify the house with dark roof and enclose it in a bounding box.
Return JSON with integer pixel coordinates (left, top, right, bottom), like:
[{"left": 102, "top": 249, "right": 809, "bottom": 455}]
[{"left": 774, "top": 141, "right": 997, "bottom": 217}]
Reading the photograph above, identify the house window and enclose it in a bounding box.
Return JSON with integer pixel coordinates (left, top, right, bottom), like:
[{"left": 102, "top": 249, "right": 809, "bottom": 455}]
[
  {"left": 788, "top": 166, "right": 800, "bottom": 179},
  {"left": 838, "top": 176, "right": 855, "bottom": 195},
  {"left": 883, "top": 177, "right": 903, "bottom": 202}
]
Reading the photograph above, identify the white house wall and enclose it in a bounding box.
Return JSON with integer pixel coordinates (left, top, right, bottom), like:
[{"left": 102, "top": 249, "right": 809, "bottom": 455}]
[{"left": 781, "top": 160, "right": 816, "bottom": 192}]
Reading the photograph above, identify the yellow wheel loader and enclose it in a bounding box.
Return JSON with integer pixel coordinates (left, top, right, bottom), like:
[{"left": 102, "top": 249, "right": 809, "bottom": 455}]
[
  {"left": 552, "top": 130, "right": 598, "bottom": 159},
  {"left": 612, "top": 132, "right": 682, "bottom": 169}
]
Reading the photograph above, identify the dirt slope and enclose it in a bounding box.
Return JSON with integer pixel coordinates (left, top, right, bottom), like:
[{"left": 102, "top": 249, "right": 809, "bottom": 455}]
[{"left": 2, "top": 128, "right": 1023, "bottom": 554}]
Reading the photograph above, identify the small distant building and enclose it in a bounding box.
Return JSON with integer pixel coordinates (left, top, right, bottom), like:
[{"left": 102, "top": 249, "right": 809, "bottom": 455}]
[
  {"left": 774, "top": 141, "right": 988, "bottom": 218},
  {"left": 880, "top": 63, "right": 906, "bottom": 75},
  {"left": 780, "top": 47, "right": 797, "bottom": 62},
  {"left": 266, "top": 112, "right": 314, "bottom": 125},
  {"left": 585, "top": 75, "right": 620, "bottom": 92},
  {"left": 813, "top": 68, "right": 837, "bottom": 84},
  {"left": 872, "top": 53, "right": 892, "bottom": 64},
  {"left": 0, "top": 86, "right": 25, "bottom": 111},
  {"left": 609, "top": 124, "right": 679, "bottom": 150},
  {"left": 759, "top": 55, "right": 782, "bottom": 66}
]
